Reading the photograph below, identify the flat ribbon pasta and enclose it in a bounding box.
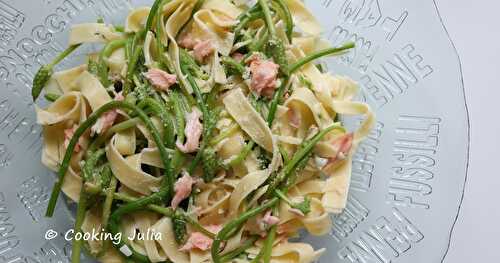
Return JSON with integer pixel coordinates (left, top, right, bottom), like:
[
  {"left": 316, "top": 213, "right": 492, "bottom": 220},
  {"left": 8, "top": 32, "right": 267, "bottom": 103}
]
[
  {"left": 224, "top": 89, "right": 282, "bottom": 218},
  {"left": 165, "top": 0, "right": 197, "bottom": 93},
  {"left": 114, "top": 128, "right": 136, "bottom": 156},
  {"left": 284, "top": 87, "right": 333, "bottom": 130},
  {"left": 107, "top": 47, "right": 127, "bottom": 75},
  {"left": 53, "top": 65, "right": 87, "bottom": 93},
  {"left": 61, "top": 167, "right": 83, "bottom": 202},
  {"left": 106, "top": 134, "right": 161, "bottom": 195},
  {"left": 125, "top": 7, "right": 151, "bottom": 33},
  {"left": 321, "top": 152, "right": 353, "bottom": 214},
  {"left": 284, "top": 0, "right": 321, "bottom": 36},
  {"left": 127, "top": 212, "right": 165, "bottom": 263},
  {"left": 36, "top": 92, "right": 86, "bottom": 125},
  {"left": 202, "top": 0, "right": 243, "bottom": 19},
  {"left": 82, "top": 207, "right": 103, "bottom": 254},
  {"left": 151, "top": 217, "right": 190, "bottom": 263},
  {"left": 190, "top": 9, "right": 236, "bottom": 56},
  {"left": 223, "top": 88, "right": 273, "bottom": 152},
  {"left": 248, "top": 242, "right": 325, "bottom": 263},
  {"left": 144, "top": 31, "right": 157, "bottom": 68},
  {"left": 37, "top": 92, "right": 88, "bottom": 171},
  {"left": 73, "top": 71, "right": 113, "bottom": 110},
  {"left": 69, "top": 23, "right": 123, "bottom": 45}
]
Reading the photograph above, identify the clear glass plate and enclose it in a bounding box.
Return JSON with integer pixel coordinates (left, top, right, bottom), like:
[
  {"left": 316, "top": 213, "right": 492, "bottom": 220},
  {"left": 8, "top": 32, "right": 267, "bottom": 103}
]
[{"left": 0, "top": 0, "right": 469, "bottom": 262}]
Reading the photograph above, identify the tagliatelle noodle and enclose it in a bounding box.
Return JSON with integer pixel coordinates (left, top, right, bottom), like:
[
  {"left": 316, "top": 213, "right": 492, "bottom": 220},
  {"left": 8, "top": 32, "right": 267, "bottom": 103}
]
[
  {"left": 165, "top": 0, "right": 197, "bottom": 93},
  {"left": 125, "top": 7, "right": 151, "bottom": 33},
  {"left": 53, "top": 65, "right": 88, "bottom": 93},
  {"left": 106, "top": 134, "right": 161, "bottom": 195},
  {"left": 69, "top": 23, "right": 123, "bottom": 45},
  {"left": 151, "top": 217, "right": 190, "bottom": 263}
]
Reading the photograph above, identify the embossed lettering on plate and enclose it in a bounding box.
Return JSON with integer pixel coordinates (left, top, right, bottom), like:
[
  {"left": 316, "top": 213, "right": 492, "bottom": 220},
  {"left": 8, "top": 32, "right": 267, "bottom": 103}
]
[
  {"left": 0, "top": 192, "right": 23, "bottom": 263},
  {"left": 17, "top": 176, "right": 50, "bottom": 222},
  {"left": 351, "top": 121, "right": 384, "bottom": 192},
  {"left": 387, "top": 115, "right": 441, "bottom": 209},
  {"left": 337, "top": 207, "right": 424, "bottom": 262},
  {"left": 0, "top": 144, "right": 13, "bottom": 169},
  {"left": 359, "top": 44, "right": 434, "bottom": 108},
  {"left": 0, "top": 98, "right": 42, "bottom": 155},
  {"left": 0, "top": 0, "right": 26, "bottom": 47},
  {"left": 330, "top": 195, "right": 370, "bottom": 242},
  {"left": 0, "top": 0, "right": 129, "bottom": 108}
]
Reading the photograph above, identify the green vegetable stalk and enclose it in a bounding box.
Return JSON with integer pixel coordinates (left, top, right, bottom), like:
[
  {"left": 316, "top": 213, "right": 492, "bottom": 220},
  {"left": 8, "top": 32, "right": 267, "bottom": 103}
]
[
  {"left": 98, "top": 39, "right": 127, "bottom": 87},
  {"left": 265, "top": 124, "right": 344, "bottom": 196},
  {"left": 145, "top": 0, "right": 165, "bottom": 34},
  {"left": 155, "top": 0, "right": 175, "bottom": 73},
  {"left": 136, "top": 97, "right": 176, "bottom": 147},
  {"left": 179, "top": 50, "right": 218, "bottom": 174},
  {"left": 45, "top": 101, "right": 173, "bottom": 218},
  {"left": 262, "top": 225, "right": 277, "bottom": 263},
  {"left": 170, "top": 90, "right": 188, "bottom": 174},
  {"left": 179, "top": 49, "right": 209, "bottom": 80},
  {"left": 201, "top": 147, "right": 220, "bottom": 182},
  {"left": 211, "top": 198, "right": 279, "bottom": 263},
  {"left": 288, "top": 42, "right": 355, "bottom": 73},
  {"left": 32, "top": 44, "right": 81, "bottom": 101},
  {"left": 44, "top": 93, "right": 60, "bottom": 102},
  {"left": 71, "top": 185, "right": 88, "bottom": 263},
  {"left": 271, "top": 0, "right": 293, "bottom": 42},
  {"left": 219, "top": 236, "right": 259, "bottom": 263},
  {"left": 258, "top": 0, "right": 288, "bottom": 76},
  {"left": 82, "top": 149, "right": 106, "bottom": 182},
  {"left": 99, "top": 175, "right": 117, "bottom": 255},
  {"left": 267, "top": 43, "right": 355, "bottom": 126},
  {"left": 84, "top": 184, "right": 216, "bottom": 238},
  {"left": 221, "top": 56, "right": 246, "bottom": 76},
  {"left": 172, "top": 211, "right": 188, "bottom": 244},
  {"left": 275, "top": 189, "right": 311, "bottom": 215}
]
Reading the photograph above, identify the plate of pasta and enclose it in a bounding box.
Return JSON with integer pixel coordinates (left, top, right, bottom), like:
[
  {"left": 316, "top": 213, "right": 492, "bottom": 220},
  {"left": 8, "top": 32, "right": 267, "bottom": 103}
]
[{"left": 0, "top": 0, "right": 469, "bottom": 263}]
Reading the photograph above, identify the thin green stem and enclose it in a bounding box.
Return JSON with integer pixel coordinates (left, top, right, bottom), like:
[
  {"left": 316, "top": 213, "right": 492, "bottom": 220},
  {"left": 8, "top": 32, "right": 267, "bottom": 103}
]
[
  {"left": 219, "top": 236, "right": 259, "bottom": 262},
  {"left": 221, "top": 56, "right": 246, "bottom": 76},
  {"left": 44, "top": 93, "right": 60, "bottom": 102},
  {"left": 155, "top": 3, "right": 175, "bottom": 73},
  {"left": 124, "top": 30, "right": 145, "bottom": 95},
  {"left": 136, "top": 97, "right": 175, "bottom": 147},
  {"left": 87, "top": 117, "right": 140, "bottom": 154},
  {"left": 209, "top": 123, "right": 239, "bottom": 146},
  {"left": 267, "top": 78, "right": 290, "bottom": 126},
  {"left": 234, "top": 10, "right": 264, "bottom": 39},
  {"left": 226, "top": 141, "right": 254, "bottom": 167},
  {"left": 82, "top": 149, "right": 105, "bottom": 182},
  {"left": 250, "top": 30, "right": 269, "bottom": 52},
  {"left": 101, "top": 176, "right": 117, "bottom": 228},
  {"left": 271, "top": 0, "right": 293, "bottom": 42},
  {"left": 45, "top": 101, "right": 172, "bottom": 217},
  {"left": 288, "top": 42, "right": 355, "bottom": 74},
  {"left": 265, "top": 124, "right": 344, "bottom": 196},
  {"left": 32, "top": 44, "right": 81, "bottom": 101},
  {"left": 71, "top": 187, "right": 88, "bottom": 263},
  {"left": 180, "top": 53, "right": 213, "bottom": 174},
  {"left": 98, "top": 39, "right": 127, "bottom": 86},
  {"left": 262, "top": 225, "right": 277, "bottom": 263},
  {"left": 274, "top": 189, "right": 292, "bottom": 205},
  {"left": 145, "top": 0, "right": 164, "bottom": 34},
  {"left": 51, "top": 44, "right": 82, "bottom": 67},
  {"left": 211, "top": 198, "right": 279, "bottom": 263},
  {"left": 99, "top": 176, "right": 117, "bottom": 255},
  {"left": 258, "top": 0, "right": 276, "bottom": 37}
]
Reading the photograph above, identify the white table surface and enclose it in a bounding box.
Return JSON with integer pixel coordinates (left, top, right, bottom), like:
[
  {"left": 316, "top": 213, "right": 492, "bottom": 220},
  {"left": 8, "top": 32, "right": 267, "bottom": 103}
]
[{"left": 435, "top": 0, "right": 500, "bottom": 262}]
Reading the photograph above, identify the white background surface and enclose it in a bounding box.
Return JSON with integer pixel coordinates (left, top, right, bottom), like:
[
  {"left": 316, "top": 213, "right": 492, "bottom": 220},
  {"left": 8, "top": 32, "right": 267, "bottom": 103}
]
[{"left": 435, "top": 0, "right": 500, "bottom": 262}]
